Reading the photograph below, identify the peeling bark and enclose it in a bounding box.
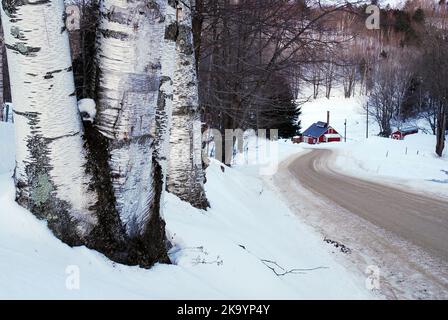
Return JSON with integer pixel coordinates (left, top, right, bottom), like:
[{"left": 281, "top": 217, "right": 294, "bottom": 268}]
[
  {"left": 167, "top": 0, "right": 208, "bottom": 209},
  {"left": 92, "top": 0, "right": 170, "bottom": 265},
  {"left": 1, "top": 0, "right": 98, "bottom": 243},
  {"left": 1, "top": 0, "right": 170, "bottom": 267},
  {"left": 153, "top": 0, "right": 176, "bottom": 211}
]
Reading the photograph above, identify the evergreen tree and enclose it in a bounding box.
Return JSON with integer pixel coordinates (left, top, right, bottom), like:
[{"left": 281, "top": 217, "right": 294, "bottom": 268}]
[
  {"left": 412, "top": 8, "right": 425, "bottom": 24},
  {"left": 259, "top": 76, "right": 301, "bottom": 139}
]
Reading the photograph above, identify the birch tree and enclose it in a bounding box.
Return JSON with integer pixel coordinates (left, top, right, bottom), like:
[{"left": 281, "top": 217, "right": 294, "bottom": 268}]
[
  {"left": 365, "top": 59, "right": 413, "bottom": 137},
  {"left": 1, "top": 0, "right": 171, "bottom": 267},
  {"left": 154, "top": 1, "right": 177, "bottom": 196},
  {"left": 0, "top": 1, "right": 98, "bottom": 242},
  {"left": 92, "top": 0, "right": 169, "bottom": 264},
  {"left": 167, "top": 0, "right": 208, "bottom": 209}
]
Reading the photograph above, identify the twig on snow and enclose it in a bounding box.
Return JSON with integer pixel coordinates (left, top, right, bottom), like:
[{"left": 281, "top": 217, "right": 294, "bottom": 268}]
[{"left": 238, "top": 244, "right": 329, "bottom": 277}]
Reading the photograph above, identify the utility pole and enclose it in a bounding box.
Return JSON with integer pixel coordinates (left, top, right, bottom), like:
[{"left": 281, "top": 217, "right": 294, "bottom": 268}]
[
  {"left": 344, "top": 119, "right": 347, "bottom": 142},
  {"left": 366, "top": 101, "right": 369, "bottom": 139}
]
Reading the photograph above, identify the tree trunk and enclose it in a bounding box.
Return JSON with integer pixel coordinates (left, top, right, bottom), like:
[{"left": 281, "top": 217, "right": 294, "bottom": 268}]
[
  {"left": 192, "top": 0, "right": 203, "bottom": 74},
  {"left": 91, "top": 0, "right": 169, "bottom": 265},
  {"left": 0, "top": 1, "right": 98, "bottom": 243},
  {"left": 436, "top": 104, "right": 446, "bottom": 157},
  {"left": 0, "top": 17, "right": 3, "bottom": 106},
  {"left": 167, "top": 0, "right": 208, "bottom": 209},
  {"left": 154, "top": 0, "right": 177, "bottom": 209},
  {"left": 2, "top": 32, "right": 11, "bottom": 103}
]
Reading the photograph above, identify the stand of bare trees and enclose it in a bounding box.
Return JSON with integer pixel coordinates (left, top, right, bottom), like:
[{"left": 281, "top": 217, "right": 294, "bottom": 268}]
[
  {"left": 193, "top": 0, "right": 357, "bottom": 163},
  {"left": 365, "top": 48, "right": 414, "bottom": 137},
  {"left": 336, "top": 1, "right": 447, "bottom": 156},
  {"left": 417, "top": 28, "right": 448, "bottom": 157}
]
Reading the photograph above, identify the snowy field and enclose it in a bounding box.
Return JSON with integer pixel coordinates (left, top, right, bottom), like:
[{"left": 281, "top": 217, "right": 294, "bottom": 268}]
[
  {"left": 300, "top": 94, "right": 448, "bottom": 198},
  {"left": 0, "top": 122, "right": 372, "bottom": 299}
]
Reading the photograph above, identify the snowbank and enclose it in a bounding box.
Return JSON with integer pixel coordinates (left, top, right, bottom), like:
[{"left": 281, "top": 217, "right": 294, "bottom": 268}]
[
  {"left": 0, "top": 122, "right": 371, "bottom": 299},
  {"left": 0, "top": 123, "right": 15, "bottom": 173},
  {"left": 330, "top": 135, "right": 448, "bottom": 199}
]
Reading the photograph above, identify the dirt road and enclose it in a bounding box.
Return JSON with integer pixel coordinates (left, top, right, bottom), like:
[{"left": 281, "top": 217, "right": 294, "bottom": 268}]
[
  {"left": 273, "top": 149, "right": 448, "bottom": 298},
  {"left": 289, "top": 149, "right": 448, "bottom": 261}
]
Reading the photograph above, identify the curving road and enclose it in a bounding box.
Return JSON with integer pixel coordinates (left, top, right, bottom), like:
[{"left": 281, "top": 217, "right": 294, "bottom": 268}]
[{"left": 289, "top": 149, "right": 448, "bottom": 261}]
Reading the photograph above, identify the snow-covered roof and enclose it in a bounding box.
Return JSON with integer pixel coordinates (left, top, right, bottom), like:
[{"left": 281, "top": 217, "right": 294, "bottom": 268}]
[
  {"left": 394, "top": 127, "right": 418, "bottom": 134},
  {"left": 302, "top": 122, "right": 328, "bottom": 138}
]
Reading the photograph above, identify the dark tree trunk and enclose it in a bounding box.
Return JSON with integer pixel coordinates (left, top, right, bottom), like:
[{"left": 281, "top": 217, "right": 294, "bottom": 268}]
[{"left": 436, "top": 104, "right": 446, "bottom": 157}]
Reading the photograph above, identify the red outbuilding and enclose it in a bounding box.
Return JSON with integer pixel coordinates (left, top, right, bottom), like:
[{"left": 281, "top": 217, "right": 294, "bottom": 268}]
[
  {"left": 391, "top": 127, "right": 418, "bottom": 140},
  {"left": 301, "top": 112, "right": 342, "bottom": 144}
]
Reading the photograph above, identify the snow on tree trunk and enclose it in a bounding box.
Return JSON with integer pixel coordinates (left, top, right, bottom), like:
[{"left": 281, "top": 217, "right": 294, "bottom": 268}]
[
  {"left": 93, "top": 0, "right": 169, "bottom": 265},
  {"left": 0, "top": 0, "right": 98, "bottom": 243},
  {"left": 167, "top": 0, "right": 208, "bottom": 209}
]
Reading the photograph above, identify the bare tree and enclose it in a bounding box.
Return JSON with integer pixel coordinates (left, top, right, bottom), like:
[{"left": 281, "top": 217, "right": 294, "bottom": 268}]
[
  {"left": 323, "top": 60, "right": 336, "bottom": 99},
  {"left": 196, "top": 0, "right": 355, "bottom": 163},
  {"left": 419, "top": 93, "right": 437, "bottom": 135},
  {"left": 310, "top": 64, "right": 323, "bottom": 99},
  {"left": 366, "top": 57, "right": 413, "bottom": 137},
  {"left": 418, "top": 28, "right": 448, "bottom": 156}
]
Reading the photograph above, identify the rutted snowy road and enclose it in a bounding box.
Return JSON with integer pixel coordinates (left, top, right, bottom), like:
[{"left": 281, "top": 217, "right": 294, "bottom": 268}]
[
  {"left": 291, "top": 149, "right": 448, "bottom": 261},
  {"left": 274, "top": 149, "right": 448, "bottom": 299}
]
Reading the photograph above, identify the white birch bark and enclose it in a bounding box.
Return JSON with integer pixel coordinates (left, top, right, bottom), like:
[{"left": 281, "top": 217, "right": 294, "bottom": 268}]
[
  {"left": 95, "top": 0, "right": 165, "bottom": 235},
  {"left": 1, "top": 0, "right": 97, "bottom": 241},
  {"left": 166, "top": 0, "right": 208, "bottom": 209},
  {"left": 154, "top": 0, "right": 177, "bottom": 207}
]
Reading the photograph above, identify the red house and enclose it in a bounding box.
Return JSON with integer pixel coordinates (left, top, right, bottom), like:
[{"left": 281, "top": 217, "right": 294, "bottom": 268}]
[
  {"left": 391, "top": 127, "right": 418, "bottom": 140},
  {"left": 301, "top": 112, "right": 342, "bottom": 144}
]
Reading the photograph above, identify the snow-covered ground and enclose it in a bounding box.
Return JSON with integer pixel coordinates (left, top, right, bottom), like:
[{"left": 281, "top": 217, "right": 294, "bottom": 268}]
[
  {"left": 0, "top": 122, "right": 373, "bottom": 299},
  {"left": 2, "top": 89, "right": 445, "bottom": 299},
  {"left": 300, "top": 94, "right": 448, "bottom": 198}
]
